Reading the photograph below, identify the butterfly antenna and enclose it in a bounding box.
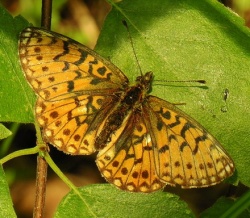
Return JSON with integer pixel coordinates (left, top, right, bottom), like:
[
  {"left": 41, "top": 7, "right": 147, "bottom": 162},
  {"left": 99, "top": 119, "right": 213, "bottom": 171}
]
[
  {"left": 122, "top": 20, "right": 206, "bottom": 85},
  {"left": 154, "top": 79, "right": 206, "bottom": 84},
  {"left": 122, "top": 20, "right": 143, "bottom": 76}
]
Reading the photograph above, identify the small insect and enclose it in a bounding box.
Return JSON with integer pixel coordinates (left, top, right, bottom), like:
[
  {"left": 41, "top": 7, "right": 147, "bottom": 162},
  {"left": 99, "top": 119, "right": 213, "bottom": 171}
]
[
  {"left": 221, "top": 88, "right": 229, "bottom": 113},
  {"left": 18, "top": 27, "right": 235, "bottom": 192},
  {"left": 223, "top": 88, "right": 229, "bottom": 101}
]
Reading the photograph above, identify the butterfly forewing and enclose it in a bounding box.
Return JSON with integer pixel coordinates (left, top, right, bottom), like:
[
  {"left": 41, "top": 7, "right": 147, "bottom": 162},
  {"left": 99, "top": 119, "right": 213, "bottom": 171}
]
[
  {"left": 19, "top": 27, "right": 235, "bottom": 192},
  {"left": 19, "top": 27, "right": 129, "bottom": 101}
]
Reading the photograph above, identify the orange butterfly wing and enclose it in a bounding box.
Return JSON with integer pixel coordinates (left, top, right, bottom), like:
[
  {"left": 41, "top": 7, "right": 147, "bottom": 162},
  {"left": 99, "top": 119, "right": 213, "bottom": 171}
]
[
  {"left": 145, "top": 96, "right": 234, "bottom": 188},
  {"left": 19, "top": 27, "right": 128, "bottom": 154},
  {"left": 96, "top": 108, "right": 165, "bottom": 192}
]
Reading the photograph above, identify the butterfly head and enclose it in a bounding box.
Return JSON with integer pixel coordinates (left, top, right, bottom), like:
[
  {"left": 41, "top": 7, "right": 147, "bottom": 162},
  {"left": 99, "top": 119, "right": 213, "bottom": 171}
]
[{"left": 136, "top": 71, "right": 153, "bottom": 93}]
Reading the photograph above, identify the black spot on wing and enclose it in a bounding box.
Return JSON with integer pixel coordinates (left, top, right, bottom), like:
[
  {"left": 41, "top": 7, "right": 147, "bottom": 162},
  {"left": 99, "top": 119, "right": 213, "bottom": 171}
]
[
  {"left": 97, "top": 66, "right": 107, "bottom": 75},
  {"left": 53, "top": 41, "right": 69, "bottom": 60},
  {"left": 74, "top": 49, "right": 88, "bottom": 65},
  {"left": 67, "top": 81, "right": 74, "bottom": 92},
  {"left": 180, "top": 122, "right": 195, "bottom": 138},
  {"left": 62, "top": 61, "right": 70, "bottom": 71}
]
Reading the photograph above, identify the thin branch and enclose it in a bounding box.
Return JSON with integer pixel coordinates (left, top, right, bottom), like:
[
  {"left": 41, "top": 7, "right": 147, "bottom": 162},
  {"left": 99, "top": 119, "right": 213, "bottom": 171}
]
[
  {"left": 41, "top": 0, "right": 52, "bottom": 29},
  {"left": 33, "top": 0, "right": 53, "bottom": 217},
  {"left": 33, "top": 155, "right": 48, "bottom": 218}
]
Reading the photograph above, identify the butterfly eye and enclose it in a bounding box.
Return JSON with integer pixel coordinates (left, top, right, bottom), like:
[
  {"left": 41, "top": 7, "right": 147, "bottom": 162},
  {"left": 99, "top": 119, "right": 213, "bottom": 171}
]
[{"left": 145, "top": 71, "right": 153, "bottom": 80}]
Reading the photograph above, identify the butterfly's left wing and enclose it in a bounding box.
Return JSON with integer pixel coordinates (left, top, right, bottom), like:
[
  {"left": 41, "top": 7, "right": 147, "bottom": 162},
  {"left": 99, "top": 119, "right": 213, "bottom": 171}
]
[{"left": 144, "top": 96, "right": 235, "bottom": 188}]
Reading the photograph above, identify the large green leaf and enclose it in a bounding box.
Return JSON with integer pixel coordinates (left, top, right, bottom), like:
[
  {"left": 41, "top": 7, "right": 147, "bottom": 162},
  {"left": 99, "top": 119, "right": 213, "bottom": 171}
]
[
  {"left": 95, "top": 0, "right": 249, "bottom": 187},
  {"left": 54, "top": 184, "right": 193, "bottom": 218},
  {"left": 0, "top": 6, "right": 34, "bottom": 122}
]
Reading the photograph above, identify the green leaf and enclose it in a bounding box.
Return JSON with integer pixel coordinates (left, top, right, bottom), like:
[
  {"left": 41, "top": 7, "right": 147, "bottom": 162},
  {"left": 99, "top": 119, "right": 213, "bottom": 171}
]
[
  {"left": 200, "top": 195, "right": 250, "bottom": 218},
  {"left": 0, "top": 165, "right": 16, "bottom": 217},
  {"left": 0, "top": 6, "right": 35, "bottom": 122},
  {"left": 54, "top": 184, "right": 194, "bottom": 218},
  {"left": 0, "top": 124, "right": 12, "bottom": 140},
  {"left": 95, "top": 0, "right": 250, "bottom": 187}
]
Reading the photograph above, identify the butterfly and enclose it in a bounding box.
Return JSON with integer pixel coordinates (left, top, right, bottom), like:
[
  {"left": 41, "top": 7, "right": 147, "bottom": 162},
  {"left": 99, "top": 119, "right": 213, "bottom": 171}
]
[{"left": 19, "top": 27, "right": 235, "bottom": 192}]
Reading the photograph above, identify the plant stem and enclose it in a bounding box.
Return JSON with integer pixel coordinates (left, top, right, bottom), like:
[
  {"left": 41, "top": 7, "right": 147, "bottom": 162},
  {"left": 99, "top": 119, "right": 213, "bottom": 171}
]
[{"left": 33, "top": 155, "right": 48, "bottom": 218}]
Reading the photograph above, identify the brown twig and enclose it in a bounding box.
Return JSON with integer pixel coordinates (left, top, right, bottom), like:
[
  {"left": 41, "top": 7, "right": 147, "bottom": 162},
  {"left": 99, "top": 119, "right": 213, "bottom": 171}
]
[
  {"left": 33, "top": 155, "right": 48, "bottom": 218},
  {"left": 41, "top": 0, "right": 52, "bottom": 29},
  {"left": 33, "top": 0, "right": 52, "bottom": 217}
]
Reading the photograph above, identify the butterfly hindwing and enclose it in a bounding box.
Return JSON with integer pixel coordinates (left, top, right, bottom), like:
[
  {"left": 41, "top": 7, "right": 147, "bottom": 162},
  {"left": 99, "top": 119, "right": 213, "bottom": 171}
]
[
  {"left": 36, "top": 94, "right": 119, "bottom": 154},
  {"left": 145, "top": 96, "right": 235, "bottom": 187},
  {"left": 96, "top": 109, "right": 165, "bottom": 192}
]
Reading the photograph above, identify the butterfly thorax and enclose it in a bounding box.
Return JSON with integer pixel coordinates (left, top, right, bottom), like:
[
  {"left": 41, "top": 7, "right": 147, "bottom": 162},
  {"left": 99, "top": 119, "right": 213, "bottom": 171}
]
[{"left": 94, "top": 72, "right": 153, "bottom": 150}]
